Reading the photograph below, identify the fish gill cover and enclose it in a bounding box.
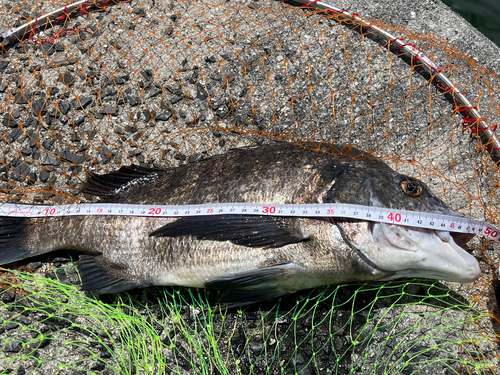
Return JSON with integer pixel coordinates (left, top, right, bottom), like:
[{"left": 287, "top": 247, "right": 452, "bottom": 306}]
[{"left": 0, "top": 0, "right": 499, "bottom": 374}]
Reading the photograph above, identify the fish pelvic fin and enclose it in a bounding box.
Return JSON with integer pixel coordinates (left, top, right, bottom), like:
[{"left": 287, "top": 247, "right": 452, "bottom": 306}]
[
  {"left": 77, "top": 255, "right": 149, "bottom": 294},
  {"left": 149, "top": 215, "right": 309, "bottom": 248},
  {"left": 81, "top": 165, "right": 163, "bottom": 198},
  {"left": 205, "top": 263, "right": 295, "bottom": 307},
  {"left": 0, "top": 217, "right": 31, "bottom": 265}
]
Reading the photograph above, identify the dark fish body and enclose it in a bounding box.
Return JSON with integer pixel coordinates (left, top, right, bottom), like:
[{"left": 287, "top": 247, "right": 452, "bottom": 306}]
[{"left": 0, "top": 143, "right": 480, "bottom": 306}]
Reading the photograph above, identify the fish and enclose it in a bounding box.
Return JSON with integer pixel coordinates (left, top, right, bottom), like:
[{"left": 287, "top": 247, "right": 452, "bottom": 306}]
[{"left": 0, "top": 142, "right": 480, "bottom": 307}]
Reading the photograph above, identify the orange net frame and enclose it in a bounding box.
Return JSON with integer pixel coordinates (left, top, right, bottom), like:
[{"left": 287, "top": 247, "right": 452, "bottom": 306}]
[{"left": 0, "top": 0, "right": 499, "bottom": 354}]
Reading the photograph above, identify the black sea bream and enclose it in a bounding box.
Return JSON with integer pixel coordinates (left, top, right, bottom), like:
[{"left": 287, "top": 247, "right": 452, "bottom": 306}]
[{"left": 0, "top": 143, "right": 480, "bottom": 306}]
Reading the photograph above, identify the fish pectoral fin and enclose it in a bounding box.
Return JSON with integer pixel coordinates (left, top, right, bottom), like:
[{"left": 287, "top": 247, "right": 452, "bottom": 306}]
[
  {"left": 81, "top": 165, "right": 164, "bottom": 198},
  {"left": 77, "top": 255, "right": 149, "bottom": 294},
  {"left": 149, "top": 215, "right": 309, "bottom": 248},
  {"left": 205, "top": 263, "right": 295, "bottom": 307}
]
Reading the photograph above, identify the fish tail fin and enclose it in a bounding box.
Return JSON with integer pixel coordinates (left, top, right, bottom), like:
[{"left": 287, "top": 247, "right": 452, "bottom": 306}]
[{"left": 0, "top": 216, "right": 32, "bottom": 265}]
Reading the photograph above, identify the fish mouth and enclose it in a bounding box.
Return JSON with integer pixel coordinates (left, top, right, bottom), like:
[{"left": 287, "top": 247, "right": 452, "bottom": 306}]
[
  {"left": 372, "top": 223, "right": 480, "bottom": 282},
  {"left": 338, "top": 221, "right": 481, "bottom": 283}
]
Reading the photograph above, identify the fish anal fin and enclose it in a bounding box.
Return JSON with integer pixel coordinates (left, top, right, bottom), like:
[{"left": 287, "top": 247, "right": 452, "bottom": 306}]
[
  {"left": 150, "top": 215, "right": 309, "bottom": 249},
  {"left": 205, "top": 263, "right": 295, "bottom": 307},
  {"left": 76, "top": 255, "right": 148, "bottom": 294},
  {"left": 81, "top": 165, "right": 164, "bottom": 198}
]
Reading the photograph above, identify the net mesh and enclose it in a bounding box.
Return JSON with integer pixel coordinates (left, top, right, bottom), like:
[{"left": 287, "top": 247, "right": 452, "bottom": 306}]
[
  {"left": 0, "top": 0, "right": 499, "bottom": 373},
  {"left": 1, "top": 270, "right": 499, "bottom": 374}
]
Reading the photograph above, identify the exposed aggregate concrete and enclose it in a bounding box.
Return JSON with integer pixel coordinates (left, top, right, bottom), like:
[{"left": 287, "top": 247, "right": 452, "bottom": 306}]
[{"left": 0, "top": 0, "right": 499, "bottom": 374}]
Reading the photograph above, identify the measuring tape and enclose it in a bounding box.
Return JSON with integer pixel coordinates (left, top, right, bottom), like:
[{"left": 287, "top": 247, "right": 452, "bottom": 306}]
[{"left": 1, "top": 202, "right": 499, "bottom": 242}]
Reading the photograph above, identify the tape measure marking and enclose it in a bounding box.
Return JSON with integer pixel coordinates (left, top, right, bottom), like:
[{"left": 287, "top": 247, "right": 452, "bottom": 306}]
[{"left": 1, "top": 202, "right": 498, "bottom": 242}]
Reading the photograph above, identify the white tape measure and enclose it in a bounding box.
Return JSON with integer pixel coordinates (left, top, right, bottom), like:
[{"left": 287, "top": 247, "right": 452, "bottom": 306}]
[{"left": 1, "top": 202, "right": 499, "bottom": 243}]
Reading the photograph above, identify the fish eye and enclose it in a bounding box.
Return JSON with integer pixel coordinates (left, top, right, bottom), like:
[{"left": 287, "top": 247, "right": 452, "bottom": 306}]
[{"left": 401, "top": 179, "right": 422, "bottom": 197}]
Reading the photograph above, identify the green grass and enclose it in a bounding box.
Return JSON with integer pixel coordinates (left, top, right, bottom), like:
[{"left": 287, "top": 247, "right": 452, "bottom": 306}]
[{"left": 1, "top": 267, "right": 498, "bottom": 374}]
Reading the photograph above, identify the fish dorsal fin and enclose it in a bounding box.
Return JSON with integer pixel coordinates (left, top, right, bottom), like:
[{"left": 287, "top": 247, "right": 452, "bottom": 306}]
[
  {"left": 77, "top": 255, "right": 149, "bottom": 294},
  {"left": 81, "top": 165, "right": 163, "bottom": 198},
  {"left": 149, "top": 215, "right": 310, "bottom": 248}
]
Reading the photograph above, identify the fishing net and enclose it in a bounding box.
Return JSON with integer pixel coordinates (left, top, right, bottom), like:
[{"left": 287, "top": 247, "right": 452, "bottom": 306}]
[
  {"left": 1, "top": 271, "right": 499, "bottom": 375},
  {"left": 0, "top": 0, "right": 499, "bottom": 373}
]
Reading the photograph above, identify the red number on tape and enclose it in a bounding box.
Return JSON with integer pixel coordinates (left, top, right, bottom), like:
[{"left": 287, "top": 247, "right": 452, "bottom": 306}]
[
  {"left": 484, "top": 227, "right": 498, "bottom": 237},
  {"left": 262, "top": 206, "right": 276, "bottom": 214},
  {"left": 45, "top": 208, "right": 56, "bottom": 215},
  {"left": 387, "top": 213, "right": 402, "bottom": 222}
]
